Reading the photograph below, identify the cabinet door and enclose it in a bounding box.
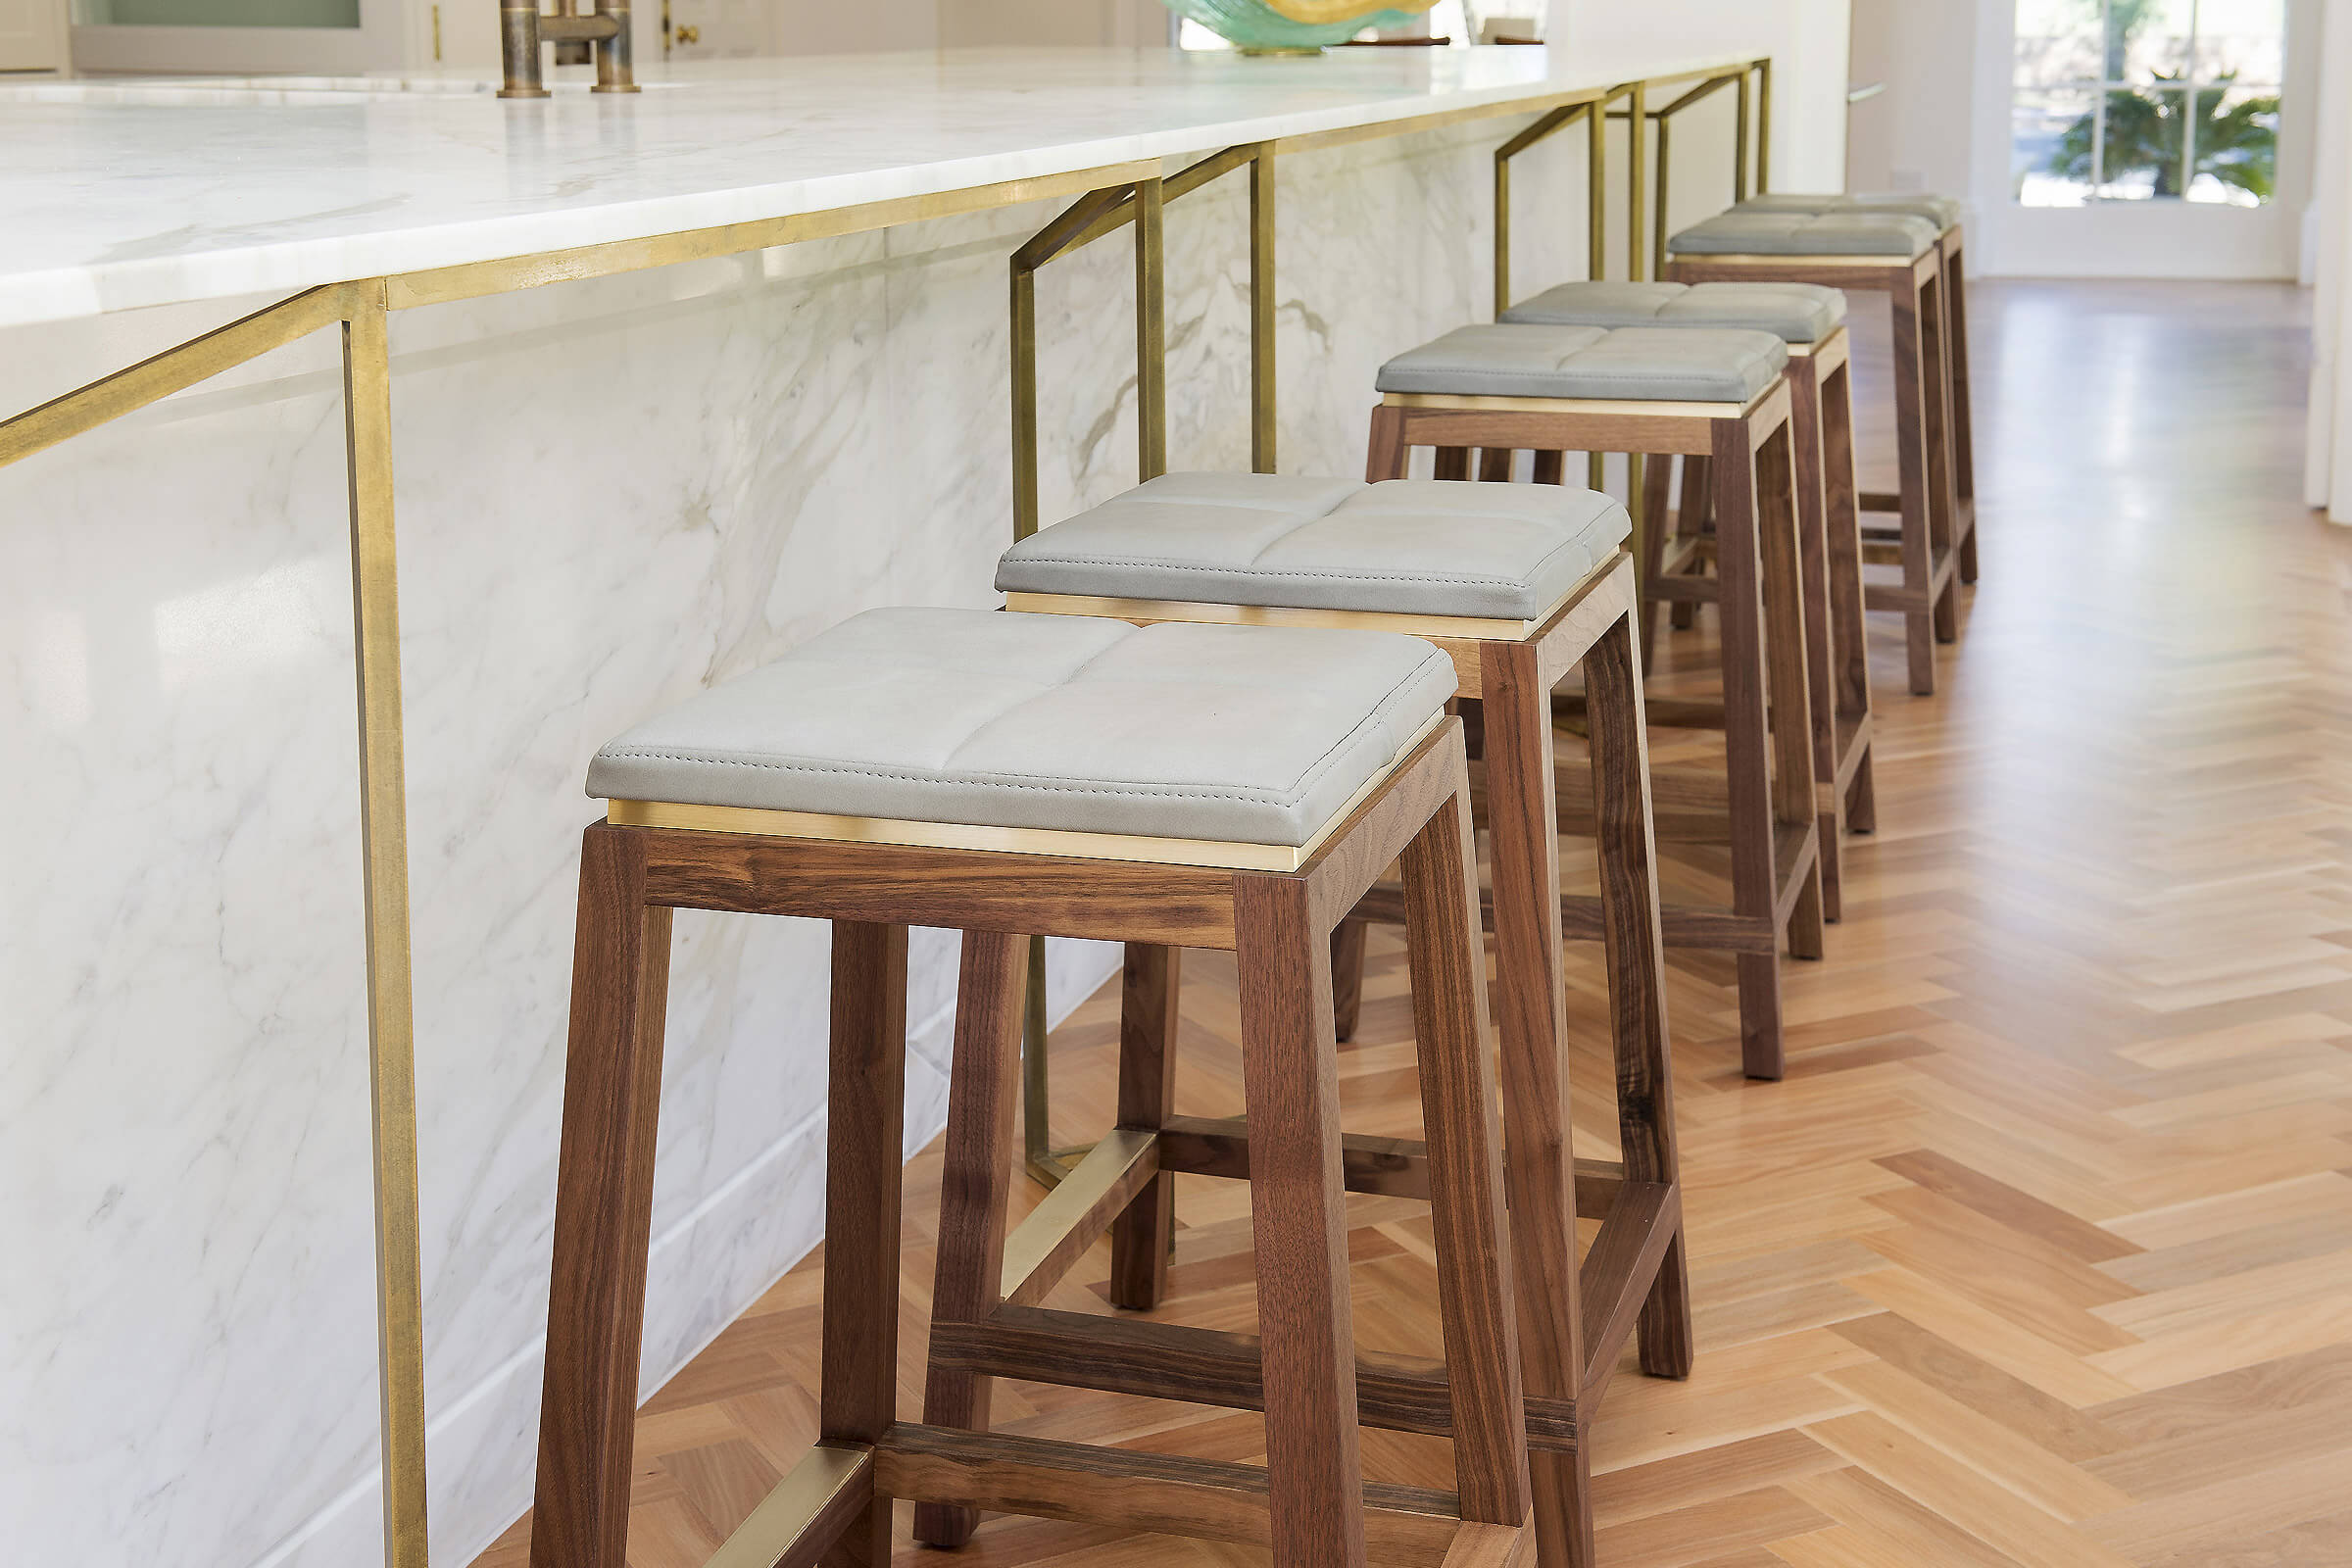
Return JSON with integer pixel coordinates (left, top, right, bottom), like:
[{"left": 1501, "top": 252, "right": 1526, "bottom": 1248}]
[{"left": 0, "top": 0, "right": 68, "bottom": 71}]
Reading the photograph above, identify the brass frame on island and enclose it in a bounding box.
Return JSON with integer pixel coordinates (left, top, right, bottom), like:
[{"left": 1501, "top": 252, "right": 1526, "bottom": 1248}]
[{"left": 0, "top": 50, "right": 1773, "bottom": 1568}]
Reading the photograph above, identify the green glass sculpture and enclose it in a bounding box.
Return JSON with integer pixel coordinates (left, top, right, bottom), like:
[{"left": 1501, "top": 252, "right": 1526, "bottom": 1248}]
[{"left": 1162, "top": 0, "right": 1439, "bottom": 53}]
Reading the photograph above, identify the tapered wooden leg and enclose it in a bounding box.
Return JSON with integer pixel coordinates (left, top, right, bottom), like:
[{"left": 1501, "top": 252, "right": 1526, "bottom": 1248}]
[
  {"left": 1945, "top": 237, "right": 1979, "bottom": 585},
  {"left": 1399, "top": 767, "right": 1531, "bottom": 1529},
  {"left": 1710, "top": 422, "right": 1788, "bottom": 1081},
  {"left": 1109, "top": 943, "right": 1181, "bottom": 1309},
  {"left": 1919, "top": 270, "right": 1960, "bottom": 648},
  {"left": 1435, "top": 446, "right": 1472, "bottom": 480},
  {"left": 1329, "top": 918, "right": 1369, "bottom": 1044},
  {"left": 1581, "top": 612, "right": 1692, "bottom": 1379},
  {"left": 915, "top": 929, "right": 1024, "bottom": 1545},
  {"left": 1788, "top": 354, "right": 1844, "bottom": 924},
  {"left": 1366, "top": 404, "right": 1410, "bottom": 482},
  {"left": 1532, "top": 450, "right": 1566, "bottom": 484},
  {"left": 1756, "top": 422, "right": 1828, "bottom": 967},
  {"left": 823, "top": 920, "right": 910, "bottom": 1565},
  {"left": 1889, "top": 274, "right": 1940, "bottom": 696},
  {"left": 1636, "top": 454, "right": 1674, "bottom": 662},
  {"left": 1477, "top": 637, "right": 1589, "bottom": 1564},
  {"left": 1233, "top": 874, "right": 1368, "bottom": 1568},
  {"left": 1478, "top": 446, "right": 1514, "bottom": 481},
  {"left": 1822, "top": 357, "right": 1876, "bottom": 840},
  {"left": 1671, "top": 453, "right": 1710, "bottom": 629},
  {"left": 531, "top": 825, "right": 674, "bottom": 1568}
]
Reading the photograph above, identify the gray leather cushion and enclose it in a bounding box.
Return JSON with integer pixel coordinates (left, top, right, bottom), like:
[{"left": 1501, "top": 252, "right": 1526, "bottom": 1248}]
[
  {"left": 1376, "top": 323, "right": 1788, "bottom": 403},
  {"left": 1739, "top": 191, "right": 1965, "bottom": 228},
  {"left": 585, "top": 607, "right": 1455, "bottom": 847},
  {"left": 997, "top": 471, "right": 1631, "bottom": 620},
  {"left": 1667, "top": 210, "right": 1937, "bottom": 258},
  {"left": 1500, "top": 279, "right": 1847, "bottom": 343}
]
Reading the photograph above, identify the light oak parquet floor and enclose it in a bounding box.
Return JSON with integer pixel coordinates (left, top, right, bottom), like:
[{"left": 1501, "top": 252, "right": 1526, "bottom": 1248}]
[{"left": 475, "top": 280, "right": 2352, "bottom": 1568}]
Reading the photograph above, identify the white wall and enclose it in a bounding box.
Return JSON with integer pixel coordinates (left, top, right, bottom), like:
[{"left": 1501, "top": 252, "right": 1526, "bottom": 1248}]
[
  {"left": 2307, "top": 0, "right": 2352, "bottom": 519},
  {"left": 1560, "top": 0, "right": 1852, "bottom": 193}
]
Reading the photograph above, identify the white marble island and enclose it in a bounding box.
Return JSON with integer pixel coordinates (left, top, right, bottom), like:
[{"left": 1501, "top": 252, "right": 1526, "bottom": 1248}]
[{"left": 0, "top": 43, "right": 1758, "bottom": 1568}]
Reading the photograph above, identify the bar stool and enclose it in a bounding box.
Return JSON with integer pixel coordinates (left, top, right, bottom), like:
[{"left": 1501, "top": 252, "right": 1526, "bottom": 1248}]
[
  {"left": 1730, "top": 191, "right": 1979, "bottom": 594},
  {"left": 999, "top": 472, "right": 1690, "bottom": 1567},
  {"left": 1369, "top": 323, "right": 1824, "bottom": 1079},
  {"left": 529, "top": 607, "right": 1532, "bottom": 1568},
  {"left": 1498, "top": 281, "right": 1876, "bottom": 919},
  {"left": 1663, "top": 208, "right": 1968, "bottom": 694}
]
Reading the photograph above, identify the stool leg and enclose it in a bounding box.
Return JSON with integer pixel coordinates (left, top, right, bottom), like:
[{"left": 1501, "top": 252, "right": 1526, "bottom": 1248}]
[
  {"left": 1329, "top": 919, "right": 1369, "bottom": 1044},
  {"left": 1366, "top": 405, "right": 1410, "bottom": 482},
  {"left": 1823, "top": 358, "right": 1878, "bottom": 838},
  {"left": 1920, "top": 269, "right": 1959, "bottom": 650},
  {"left": 1400, "top": 765, "right": 1532, "bottom": 1531},
  {"left": 531, "top": 825, "right": 674, "bottom": 1568},
  {"left": 1946, "top": 237, "right": 1979, "bottom": 585},
  {"left": 1233, "top": 874, "right": 1368, "bottom": 1568},
  {"left": 1710, "top": 422, "right": 1790, "bottom": 1081},
  {"left": 914, "top": 928, "right": 1025, "bottom": 1548},
  {"left": 1583, "top": 615, "right": 1693, "bottom": 1380},
  {"left": 1478, "top": 446, "right": 1514, "bottom": 481},
  {"left": 1788, "top": 355, "right": 1845, "bottom": 924},
  {"left": 1635, "top": 455, "right": 1673, "bottom": 663},
  {"left": 1889, "top": 273, "right": 1940, "bottom": 696},
  {"left": 1109, "top": 943, "right": 1181, "bottom": 1309},
  {"left": 1435, "top": 446, "right": 1472, "bottom": 480},
  {"left": 1757, "top": 421, "right": 1829, "bottom": 969},
  {"left": 1477, "top": 638, "right": 1590, "bottom": 1564},
  {"left": 823, "top": 920, "right": 911, "bottom": 1566},
  {"left": 1671, "top": 454, "right": 1710, "bottom": 630},
  {"left": 1532, "top": 450, "right": 1566, "bottom": 484}
]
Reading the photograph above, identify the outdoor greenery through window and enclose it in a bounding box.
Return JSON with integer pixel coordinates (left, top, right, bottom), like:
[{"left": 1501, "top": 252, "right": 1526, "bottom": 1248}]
[{"left": 2012, "top": 0, "right": 2284, "bottom": 206}]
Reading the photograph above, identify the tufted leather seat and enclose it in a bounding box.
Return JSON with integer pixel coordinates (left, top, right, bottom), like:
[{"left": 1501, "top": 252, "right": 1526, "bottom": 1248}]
[
  {"left": 1736, "top": 191, "right": 1965, "bottom": 228},
  {"left": 1499, "top": 279, "right": 1846, "bottom": 344},
  {"left": 1667, "top": 210, "right": 1938, "bottom": 258},
  {"left": 1376, "top": 322, "right": 1788, "bottom": 404},
  {"left": 998, "top": 471, "right": 1629, "bottom": 622},
  {"left": 585, "top": 606, "right": 1454, "bottom": 847}
]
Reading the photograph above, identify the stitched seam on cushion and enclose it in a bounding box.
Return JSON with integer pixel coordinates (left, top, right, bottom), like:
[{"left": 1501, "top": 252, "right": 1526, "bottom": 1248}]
[
  {"left": 1018, "top": 554, "right": 1532, "bottom": 590},
  {"left": 599, "top": 750, "right": 1300, "bottom": 804}
]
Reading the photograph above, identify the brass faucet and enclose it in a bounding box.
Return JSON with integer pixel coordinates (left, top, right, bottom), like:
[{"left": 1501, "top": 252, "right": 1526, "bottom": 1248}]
[{"left": 499, "top": 0, "right": 640, "bottom": 97}]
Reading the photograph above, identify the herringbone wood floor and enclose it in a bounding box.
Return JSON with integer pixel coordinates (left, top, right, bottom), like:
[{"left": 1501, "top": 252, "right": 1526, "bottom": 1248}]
[{"left": 476, "top": 280, "right": 2352, "bottom": 1568}]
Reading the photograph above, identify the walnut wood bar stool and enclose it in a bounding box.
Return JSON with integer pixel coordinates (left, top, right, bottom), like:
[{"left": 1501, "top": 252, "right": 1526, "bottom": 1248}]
[
  {"left": 1730, "top": 192, "right": 1979, "bottom": 588},
  {"left": 1664, "top": 209, "right": 1968, "bottom": 695},
  {"left": 1498, "top": 281, "right": 1877, "bottom": 920},
  {"left": 999, "top": 471, "right": 1690, "bottom": 1568},
  {"left": 1370, "top": 323, "right": 1824, "bottom": 1078},
  {"left": 530, "top": 607, "right": 1533, "bottom": 1568}
]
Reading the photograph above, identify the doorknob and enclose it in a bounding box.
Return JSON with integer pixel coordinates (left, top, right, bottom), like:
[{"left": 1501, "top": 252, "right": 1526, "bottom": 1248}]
[{"left": 675, "top": 24, "right": 700, "bottom": 43}]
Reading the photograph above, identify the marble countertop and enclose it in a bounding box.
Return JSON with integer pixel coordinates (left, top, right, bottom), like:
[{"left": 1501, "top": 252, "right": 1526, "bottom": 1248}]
[{"left": 0, "top": 45, "right": 1747, "bottom": 329}]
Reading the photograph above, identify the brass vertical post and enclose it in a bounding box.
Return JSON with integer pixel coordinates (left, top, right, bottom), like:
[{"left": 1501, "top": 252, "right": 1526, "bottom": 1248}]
[
  {"left": 1652, "top": 113, "right": 1671, "bottom": 281},
  {"left": 1010, "top": 263, "right": 1039, "bottom": 542},
  {"left": 341, "top": 282, "right": 431, "bottom": 1568},
  {"left": 1628, "top": 80, "right": 1648, "bottom": 283},
  {"left": 1734, "top": 70, "right": 1752, "bottom": 202},
  {"left": 1250, "top": 149, "right": 1277, "bottom": 473},
  {"left": 1756, "top": 59, "right": 1773, "bottom": 193},
  {"left": 1588, "top": 93, "right": 1609, "bottom": 488},
  {"left": 1134, "top": 174, "right": 1167, "bottom": 481},
  {"left": 1494, "top": 139, "right": 1512, "bottom": 318}
]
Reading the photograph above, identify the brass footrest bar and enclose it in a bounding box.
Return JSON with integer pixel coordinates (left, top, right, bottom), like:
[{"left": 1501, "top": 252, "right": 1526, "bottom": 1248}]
[
  {"left": 1001, "top": 1127, "right": 1159, "bottom": 1306},
  {"left": 927, "top": 1302, "right": 1582, "bottom": 1453},
  {"left": 703, "top": 1441, "right": 872, "bottom": 1568}
]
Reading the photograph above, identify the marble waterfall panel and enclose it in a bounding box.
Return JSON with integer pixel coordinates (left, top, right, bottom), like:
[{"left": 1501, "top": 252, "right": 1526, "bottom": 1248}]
[{"left": 0, "top": 108, "right": 1595, "bottom": 1568}]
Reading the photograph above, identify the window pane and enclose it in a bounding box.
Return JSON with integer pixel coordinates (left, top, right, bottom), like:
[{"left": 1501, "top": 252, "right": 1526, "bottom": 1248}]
[
  {"left": 2016, "top": 0, "right": 2105, "bottom": 87},
  {"left": 2186, "top": 83, "right": 2280, "bottom": 203},
  {"left": 2194, "top": 0, "right": 2286, "bottom": 84},
  {"left": 2096, "top": 85, "right": 2187, "bottom": 198},
  {"left": 2016, "top": 87, "right": 2100, "bottom": 205},
  {"left": 2107, "top": 0, "right": 2194, "bottom": 84}
]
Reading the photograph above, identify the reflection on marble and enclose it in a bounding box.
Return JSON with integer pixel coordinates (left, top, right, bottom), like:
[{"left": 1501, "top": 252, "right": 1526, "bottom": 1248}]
[{"left": 0, "top": 111, "right": 1601, "bottom": 1568}]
